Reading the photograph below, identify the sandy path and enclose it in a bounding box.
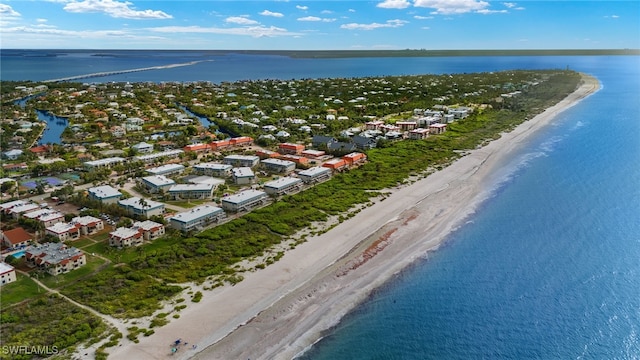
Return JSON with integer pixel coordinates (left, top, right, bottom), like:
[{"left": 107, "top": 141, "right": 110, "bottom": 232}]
[{"left": 106, "top": 74, "right": 599, "bottom": 360}]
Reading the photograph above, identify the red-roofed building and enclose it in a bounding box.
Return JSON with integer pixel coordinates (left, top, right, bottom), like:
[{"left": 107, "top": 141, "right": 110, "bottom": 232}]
[
  {"left": 280, "top": 154, "right": 309, "bottom": 165},
  {"left": 342, "top": 152, "right": 367, "bottom": 166},
  {"left": 229, "top": 136, "right": 253, "bottom": 146},
  {"left": 256, "top": 149, "right": 279, "bottom": 159},
  {"left": 210, "top": 139, "right": 231, "bottom": 150},
  {"left": 29, "top": 145, "right": 50, "bottom": 155},
  {"left": 278, "top": 143, "right": 305, "bottom": 155},
  {"left": 24, "top": 242, "right": 86, "bottom": 275},
  {"left": 322, "top": 158, "right": 348, "bottom": 171},
  {"left": 1, "top": 227, "right": 33, "bottom": 249},
  {"left": 183, "top": 143, "right": 210, "bottom": 153}
]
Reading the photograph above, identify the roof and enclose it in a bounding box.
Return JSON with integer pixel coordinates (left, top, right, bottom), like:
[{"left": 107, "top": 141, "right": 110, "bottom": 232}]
[
  {"left": 264, "top": 177, "right": 303, "bottom": 190},
  {"left": 2, "top": 227, "right": 33, "bottom": 245},
  {"left": 261, "top": 158, "right": 296, "bottom": 167},
  {"left": 299, "top": 166, "right": 331, "bottom": 177},
  {"left": 134, "top": 149, "right": 183, "bottom": 161},
  {"left": 46, "top": 222, "right": 80, "bottom": 234},
  {"left": 188, "top": 176, "right": 225, "bottom": 186},
  {"left": 0, "top": 262, "right": 15, "bottom": 275},
  {"left": 146, "top": 164, "right": 185, "bottom": 175},
  {"left": 132, "top": 220, "right": 164, "bottom": 231},
  {"left": 110, "top": 227, "right": 142, "bottom": 239},
  {"left": 88, "top": 185, "right": 122, "bottom": 199},
  {"left": 84, "top": 157, "right": 125, "bottom": 167},
  {"left": 194, "top": 162, "right": 232, "bottom": 170},
  {"left": 170, "top": 205, "right": 224, "bottom": 224},
  {"left": 71, "top": 216, "right": 102, "bottom": 226},
  {"left": 168, "top": 183, "right": 215, "bottom": 192},
  {"left": 118, "top": 197, "right": 164, "bottom": 210},
  {"left": 142, "top": 175, "right": 176, "bottom": 187},
  {"left": 232, "top": 167, "right": 255, "bottom": 178},
  {"left": 222, "top": 190, "right": 267, "bottom": 205}
]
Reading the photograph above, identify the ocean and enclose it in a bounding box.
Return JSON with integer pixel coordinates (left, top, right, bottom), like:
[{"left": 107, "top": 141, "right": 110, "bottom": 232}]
[{"left": 2, "top": 51, "right": 639, "bottom": 359}]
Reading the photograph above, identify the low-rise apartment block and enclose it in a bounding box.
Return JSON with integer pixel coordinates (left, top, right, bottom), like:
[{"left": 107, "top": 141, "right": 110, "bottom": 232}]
[{"left": 169, "top": 205, "right": 226, "bottom": 232}]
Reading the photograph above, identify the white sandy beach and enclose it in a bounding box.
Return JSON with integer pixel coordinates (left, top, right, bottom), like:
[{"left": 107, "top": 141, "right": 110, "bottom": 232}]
[{"left": 106, "top": 74, "right": 599, "bottom": 360}]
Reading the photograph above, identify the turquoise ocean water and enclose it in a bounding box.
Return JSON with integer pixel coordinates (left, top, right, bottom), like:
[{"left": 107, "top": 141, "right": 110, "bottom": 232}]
[{"left": 3, "top": 51, "right": 639, "bottom": 359}]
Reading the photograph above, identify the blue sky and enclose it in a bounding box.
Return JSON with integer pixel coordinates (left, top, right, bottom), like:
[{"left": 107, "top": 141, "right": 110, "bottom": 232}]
[{"left": 0, "top": 1, "right": 638, "bottom": 50}]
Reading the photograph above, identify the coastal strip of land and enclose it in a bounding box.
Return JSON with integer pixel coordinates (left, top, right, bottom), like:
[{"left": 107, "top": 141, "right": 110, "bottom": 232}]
[{"left": 106, "top": 74, "right": 599, "bottom": 360}]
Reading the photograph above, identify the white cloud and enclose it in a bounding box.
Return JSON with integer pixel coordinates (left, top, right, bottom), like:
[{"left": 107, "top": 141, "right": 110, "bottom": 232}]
[
  {"left": 225, "top": 16, "right": 259, "bottom": 25},
  {"left": 63, "top": 0, "right": 172, "bottom": 20},
  {"left": 476, "top": 9, "right": 507, "bottom": 14},
  {"left": 503, "top": 2, "right": 516, "bottom": 8},
  {"left": 297, "top": 16, "right": 335, "bottom": 22},
  {"left": 377, "top": 0, "right": 411, "bottom": 9},
  {"left": 260, "top": 10, "right": 284, "bottom": 17},
  {"left": 296, "top": 5, "right": 308, "bottom": 10},
  {"left": 0, "top": 3, "right": 21, "bottom": 17},
  {"left": 36, "top": 18, "right": 48, "bottom": 23},
  {"left": 605, "top": 15, "right": 620, "bottom": 19},
  {"left": 341, "top": 19, "right": 408, "bottom": 30},
  {"left": 414, "top": 15, "right": 434, "bottom": 19},
  {"left": 321, "top": 10, "right": 333, "bottom": 14},
  {"left": 348, "top": 9, "right": 356, "bottom": 13},
  {"left": 149, "top": 25, "right": 301, "bottom": 38},
  {"left": 414, "top": 0, "right": 489, "bottom": 14}
]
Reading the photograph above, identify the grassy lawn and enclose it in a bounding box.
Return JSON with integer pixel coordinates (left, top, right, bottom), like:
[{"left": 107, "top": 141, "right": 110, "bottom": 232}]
[
  {"left": 71, "top": 238, "right": 97, "bottom": 248},
  {"left": 88, "top": 232, "right": 110, "bottom": 242},
  {"left": 39, "top": 255, "right": 108, "bottom": 289},
  {"left": 167, "top": 200, "right": 204, "bottom": 208},
  {"left": 0, "top": 273, "right": 43, "bottom": 309}
]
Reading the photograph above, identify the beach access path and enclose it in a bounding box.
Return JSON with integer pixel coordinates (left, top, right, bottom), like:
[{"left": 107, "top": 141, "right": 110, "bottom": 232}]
[{"left": 106, "top": 74, "right": 599, "bottom": 360}]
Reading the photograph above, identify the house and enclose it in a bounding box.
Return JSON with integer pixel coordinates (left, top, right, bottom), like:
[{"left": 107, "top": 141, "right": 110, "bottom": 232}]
[
  {"left": 0, "top": 262, "right": 17, "bottom": 286},
  {"left": 365, "top": 120, "right": 385, "bottom": 130},
  {"left": 352, "top": 135, "right": 377, "bottom": 150},
  {"left": 193, "top": 163, "right": 233, "bottom": 177},
  {"left": 1, "top": 227, "right": 33, "bottom": 249},
  {"left": 298, "top": 166, "right": 332, "bottom": 184},
  {"left": 45, "top": 222, "right": 81, "bottom": 241},
  {"left": 278, "top": 143, "right": 305, "bottom": 155},
  {"left": 88, "top": 185, "right": 123, "bottom": 204},
  {"left": 312, "top": 135, "right": 337, "bottom": 148},
  {"left": 132, "top": 142, "right": 154, "bottom": 154},
  {"left": 223, "top": 155, "right": 260, "bottom": 168},
  {"left": 327, "top": 142, "right": 357, "bottom": 155},
  {"left": 396, "top": 121, "right": 418, "bottom": 131},
  {"left": 168, "top": 183, "right": 215, "bottom": 200},
  {"left": 109, "top": 227, "right": 144, "bottom": 248},
  {"left": 231, "top": 167, "right": 256, "bottom": 185},
  {"left": 141, "top": 175, "right": 176, "bottom": 194},
  {"left": 24, "top": 242, "right": 86, "bottom": 275},
  {"left": 70, "top": 216, "right": 104, "bottom": 235},
  {"left": 146, "top": 164, "right": 185, "bottom": 177},
  {"left": 261, "top": 158, "right": 296, "bottom": 174},
  {"left": 3, "top": 149, "right": 23, "bottom": 160},
  {"left": 8, "top": 203, "right": 40, "bottom": 218},
  {"left": 118, "top": 197, "right": 165, "bottom": 218},
  {"left": 169, "top": 205, "right": 226, "bottom": 232},
  {"left": 343, "top": 152, "right": 367, "bottom": 166},
  {"left": 132, "top": 220, "right": 165, "bottom": 241},
  {"left": 221, "top": 190, "right": 268, "bottom": 212},
  {"left": 409, "top": 128, "right": 430, "bottom": 140},
  {"left": 263, "top": 177, "right": 303, "bottom": 196},
  {"left": 0, "top": 200, "right": 27, "bottom": 214}
]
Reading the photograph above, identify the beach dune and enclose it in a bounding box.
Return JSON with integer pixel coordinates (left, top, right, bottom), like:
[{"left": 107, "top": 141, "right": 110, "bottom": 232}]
[{"left": 106, "top": 74, "right": 599, "bottom": 360}]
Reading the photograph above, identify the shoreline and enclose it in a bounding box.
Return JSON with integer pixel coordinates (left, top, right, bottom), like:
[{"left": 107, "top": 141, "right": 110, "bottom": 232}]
[{"left": 106, "top": 73, "right": 600, "bottom": 360}]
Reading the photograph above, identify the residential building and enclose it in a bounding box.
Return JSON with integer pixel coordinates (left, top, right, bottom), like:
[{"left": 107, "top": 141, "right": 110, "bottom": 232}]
[
  {"left": 70, "top": 216, "right": 104, "bottom": 235},
  {"left": 279, "top": 154, "right": 309, "bottom": 166},
  {"left": 1, "top": 227, "right": 33, "bottom": 249},
  {"left": 8, "top": 203, "right": 40, "bottom": 218},
  {"left": 45, "top": 222, "right": 81, "bottom": 241},
  {"left": 0, "top": 200, "right": 27, "bottom": 214},
  {"left": 278, "top": 143, "right": 305, "bottom": 155},
  {"left": 25, "top": 242, "right": 86, "bottom": 275},
  {"left": 169, "top": 205, "right": 226, "bottom": 232},
  {"left": 263, "top": 177, "right": 303, "bottom": 196},
  {"left": 88, "top": 185, "right": 123, "bottom": 204},
  {"left": 132, "top": 142, "right": 154, "bottom": 153},
  {"left": 141, "top": 175, "right": 175, "bottom": 194},
  {"left": 146, "top": 164, "right": 185, "bottom": 177},
  {"left": 352, "top": 135, "right": 377, "bottom": 150},
  {"left": 183, "top": 143, "right": 210, "bottom": 153},
  {"left": 132, "top": 220, "right": 165, "bottom": 241},
  {"left": 209, "top": 139, "right": 231, "bottom": 150},
  {"left": 343, "top": 152, "right": 367, "bottom": 166},
  {"left": 261, "top": 158, "right": 296, "bottom": 174},
  {"left": 221, "top": 190, "right": 268, "bottom": 212},
  {"left": 23, "top": 209, "right": 65, "bottom": 227},
  {"left": 109, "top": 227, "right": 144, "bottom": 248},
  {"left": 409, "top": 128, "right": 430, "bottom": 140},
  {"left": 0, "top": 262, "right": 16, "bottom": 286},
  {"left": 396, "top": 121, "right": 418, "bottom": 131},
  {"left": 311, "top": 135, "right": 337, "bottom": 148},
  {"left": 193, "top": 163, "right": 233, "bottom": 177},
  {"left": 231, "top": 167, "right": 256, "bottom": 185},
  {"left": 118, "top": 197, "right": 165, "bottom": 218},
  {"left": 255, "top": 149, "right": 279, "bottom": 159},
  {"left": 298, "top": 166, "right": 332, "bottom": 184},
  {"left": 168, "top": 183, "right": 215, "bottom": 200},
  {"left": 322, "top": 158, "right": 348, "bottom": 171},
  {"left": 223, "top": 155, "right": 260, "bottom": 168},
  {"left": 134, "top": 149, "right": 184, "bottom": 163},
  {"left": 429, "top": 123, "right": 448, "bottom": 134},
  {"left": 187, "top": 176, "right": 225, "bottom": 189},
  {"left": 229, "top": 136, "right": 253, "bottom": 146},
  {"left": 301, "top": 149, "right": 326, "bottom": 159},
  {"left": 83, "top": 157, "right": 125, "bottom": 170}
]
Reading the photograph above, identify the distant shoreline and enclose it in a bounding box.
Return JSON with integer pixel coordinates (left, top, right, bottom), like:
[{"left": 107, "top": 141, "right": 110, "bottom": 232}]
[{"left": 3, "top": 48, "right": 639, "bottom": 59}]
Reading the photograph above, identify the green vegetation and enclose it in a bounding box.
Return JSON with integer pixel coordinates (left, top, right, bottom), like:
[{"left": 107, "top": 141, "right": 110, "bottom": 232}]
[
  {"left": 0, "top": 274, "right": 42, "bottom": 308},
  {"left": 1, "top": 294, "right": 109, "bottom": 360}
]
